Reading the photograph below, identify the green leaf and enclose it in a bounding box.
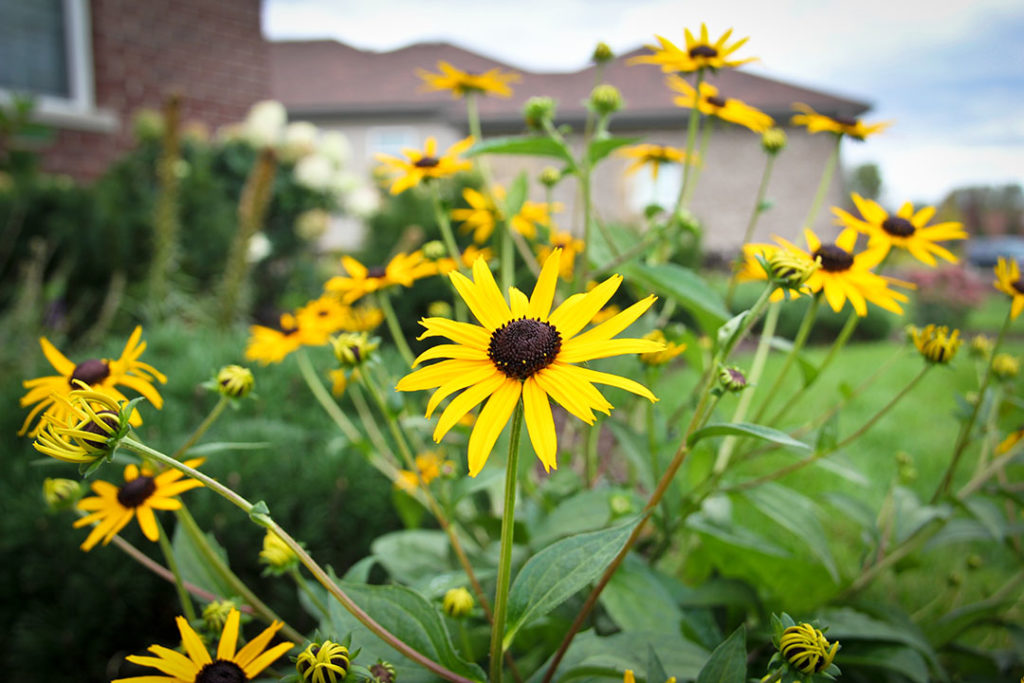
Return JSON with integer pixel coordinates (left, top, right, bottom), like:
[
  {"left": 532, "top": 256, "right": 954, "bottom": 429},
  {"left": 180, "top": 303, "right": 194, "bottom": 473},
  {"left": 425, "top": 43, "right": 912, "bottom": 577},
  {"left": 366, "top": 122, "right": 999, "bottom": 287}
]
[
  {"left": 587, "top": 136, "right": 641, "bottom": 166},
  {"left": 171, "top": 523, "right": 235, "bottom": 599},
  {"left": 248, "top": 500, "right": 271, "bottom": 525},
  {"left": 688, "top": 423, "right": 810, "bottom": 451},
  {"left": 962, "top": 497, "right": 1008, "bottom": 540},
  {"left": 505, "top": 171, "right": 529, "bottom": 217},
  {"left": 504, "top": 516, "right": 641, "bottom": 649},
  {"left": 927, "top": 598, "right": 1017, "bottom": 647},
  {"left": 618, "top": 262, "right": 730, "bottom": 334},
  {"left": 695, "top": 626, "right": 746, "bottom": 683},
  {"left": 740, "top": 483, "right": 838, "bottom": 581},
  {"left": 185, "top": 441, "right": 270, "bottom": 455},
  {"left": 467, "top": 135, "right": 574, "bottom": 166},
  {"left": 328, "top": 581, "right": 486, "bottom": 682},
  {"left": 647, "top": 645, "right": 670, "bottom": 683},
  {"left": 687, "top": 512, "right": 790, "bottom": 558},
  {"left": 600, "top": 556, "right": 681, "bottom": 633},
  {"left": 542, "top": 630, "right": 710, "bottom": 683},
  {"left": 819, "top": 606, "right": 940, "bottom": 670},
  {"left": 371, "top": 530, "right": 451, "bottom": 584},
  {"left": 838, "top": 642, "right": 929, "bottom": 683},
  {"left": 530, "top": 488, "right": 613, "bottom": 548},
  {"left": 796, "top": 354, "right": 819, "bottom": 387}
]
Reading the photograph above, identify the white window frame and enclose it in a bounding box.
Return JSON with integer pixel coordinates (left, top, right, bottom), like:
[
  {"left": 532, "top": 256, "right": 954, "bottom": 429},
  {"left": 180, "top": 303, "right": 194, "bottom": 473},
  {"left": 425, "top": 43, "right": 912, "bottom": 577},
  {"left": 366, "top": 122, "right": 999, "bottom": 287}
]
[
  {"left": 366, "top": 125, "right": 420, "bottom": 159},
  {"left": 0, "top": 0, "right": 117, "bottom": 132}
]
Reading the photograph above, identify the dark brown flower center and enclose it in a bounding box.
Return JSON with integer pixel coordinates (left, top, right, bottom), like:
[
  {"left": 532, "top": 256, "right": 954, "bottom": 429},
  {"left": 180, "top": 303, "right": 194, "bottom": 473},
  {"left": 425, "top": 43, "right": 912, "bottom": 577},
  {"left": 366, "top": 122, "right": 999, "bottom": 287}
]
[
  {"left": 413, "top": 156, "right": 440, "bottom": 168},
  {"left": 370, "top": 662, "right": 395, "bottom": 683},
  {"left": 117, "top": 475, "right": 157, "bottom": 508},
  {"left": 488, "top": 317, "right": 562, "bottom": 380},
  {"left": 70, "top": 359, "right": 110, "bottom": 387},
  {"left": 813, "top": 244, "right": 854, "bottom": 272},
  {"left": 705, "top": 95, "right": 726, "bottom": 108},
  {"left": 830, "top": 114, "right": 859, "bottom": 127},
  {"left": 1013, "top": 279, "right": 1024, "bottom": 295},
  {"left": 195, "top": 660, "right": 248, "bottom": 683},
  {"left": 882, "top": 216, "right": 915, "bottom": 237},
  {"left": 689, "top": 45, "right": 718, "bottom": 58},
  {"left": 367, "top": 266, "right": 388, "bottom": 278},
  {"left": 80, "top": 410, "right": 120, "bottom": 448}
]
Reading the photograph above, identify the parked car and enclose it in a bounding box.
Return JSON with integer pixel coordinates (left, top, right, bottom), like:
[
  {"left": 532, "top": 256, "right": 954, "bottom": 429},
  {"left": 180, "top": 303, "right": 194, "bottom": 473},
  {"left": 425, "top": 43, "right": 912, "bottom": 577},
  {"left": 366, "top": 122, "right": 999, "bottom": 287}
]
[{"left": 966, "top": 236, "right": 1024, "bottom": 268}]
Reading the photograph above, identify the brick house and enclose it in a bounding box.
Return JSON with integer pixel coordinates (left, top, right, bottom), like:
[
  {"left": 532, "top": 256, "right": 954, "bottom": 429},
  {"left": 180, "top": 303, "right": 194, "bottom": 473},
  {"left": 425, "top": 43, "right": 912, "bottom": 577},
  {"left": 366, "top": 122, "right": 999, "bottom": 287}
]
[
  {"left": 270, "top": 39, "right": 870, "bottom": 253},
  {"left": 0, "top": 0, "right": 269, "bottom": 181}
]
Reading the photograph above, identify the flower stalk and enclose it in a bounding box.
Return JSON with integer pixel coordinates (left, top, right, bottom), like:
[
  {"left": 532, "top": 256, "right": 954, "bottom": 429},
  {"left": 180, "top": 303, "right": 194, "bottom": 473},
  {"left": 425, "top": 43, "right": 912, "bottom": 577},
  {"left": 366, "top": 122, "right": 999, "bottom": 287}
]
[
  {"left": 376, "top": 292, "right": 416, "bottom": 367},
  {"left": 154, "top": 516, "right": 196, "bottom": 622},
  {"left": 725, "top": 152, "right": 778, "bottom": 308},
  {"left": 490, "top": 402, "right": 524, "bottom": 683}
]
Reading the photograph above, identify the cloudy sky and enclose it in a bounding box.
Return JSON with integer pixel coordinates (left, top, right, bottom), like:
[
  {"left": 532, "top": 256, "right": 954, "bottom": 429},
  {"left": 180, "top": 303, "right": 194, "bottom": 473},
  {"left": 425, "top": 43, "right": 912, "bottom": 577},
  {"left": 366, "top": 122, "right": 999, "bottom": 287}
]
[{"left": 264, "top": 0, "right": 1024, "bottom": 205}]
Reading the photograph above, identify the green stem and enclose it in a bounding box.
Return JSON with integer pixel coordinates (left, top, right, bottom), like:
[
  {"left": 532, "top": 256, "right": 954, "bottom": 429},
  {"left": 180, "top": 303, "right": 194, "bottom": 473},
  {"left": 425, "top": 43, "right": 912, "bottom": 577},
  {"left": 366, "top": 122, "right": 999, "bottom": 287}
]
[
  {"left": 172, "top": 396, "right": 228, "bottom": 460},
  {"left": 933, "top": 306, "right": 1014, "bottom": 502},
  {"left": 585, "top": 419, "right": 600, "bottom": 487},
  {"left": 724, "top": 153, "right": 777, "bottom": 309},
  {"left": 122, "top": 437, "right": 473, "bottom": 683},
  {"left": 752, "top": 295, "right": 820, "bottom": 425},
  {"left": 174, "top": 505, "right": 303, "bottom": 642},
  {"left": 290, "top": 566, "right": 329, "bottom": 619},
  {"left": 681, "top": 115, "right": 713, "bottom": 207},
  {"left": 674, "top": 70, "right": 704, "bottom": 215},
  {"left": 155, "top": 516, "right": 196, "bottom": 622},
  {"left": 459, "top": 620, "right": 475, "bottom": 662},
  {"left": 490, "top": 402, "right": 524, "bottom": 682},
  {"left": 802, "top": 135, "right": 841, "bottom": 230},
  {"left": 377, "top": 292, "right": 415, "bottom": 368},
  {"left": 429, "top": 185, "right": 468, "bottom": 322},
  {"left": 296, "top": 349, "right": 362, "bottom": 443},
  {"left": 713, "top": 301, "right": 781, "bottom": 474}
]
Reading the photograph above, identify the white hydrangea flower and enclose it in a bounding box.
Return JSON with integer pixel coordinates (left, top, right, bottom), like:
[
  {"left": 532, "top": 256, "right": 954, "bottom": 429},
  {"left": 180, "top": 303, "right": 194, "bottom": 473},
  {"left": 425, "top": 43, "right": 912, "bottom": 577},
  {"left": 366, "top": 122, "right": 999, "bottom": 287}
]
[
  {"left": 280, "top": 121, "right": 319, "bottom": 162},
  {"left": 293, "top": 153, "right": 333, "bottom": 191},
  {"left": 244, "top": 100, "right": 287, "bottom": 148},
  {"left": 319, "top": 131, "right": 351, "bottom": 165}
]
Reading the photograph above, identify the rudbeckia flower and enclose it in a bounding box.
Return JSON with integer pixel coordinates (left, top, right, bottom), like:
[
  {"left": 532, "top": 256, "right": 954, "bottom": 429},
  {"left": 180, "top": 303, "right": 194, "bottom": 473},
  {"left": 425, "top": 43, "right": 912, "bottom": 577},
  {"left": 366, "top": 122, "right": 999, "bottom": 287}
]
[
  {"left": 376, "top": 136, "right": 474, "bottom": 194},
  {"left": 452, "top": 186, "right": 562, "bottom": 243},
  {"left": 791, "top": 103, "right": 890, "bottom": 141},
  {"left": 436, "top": 245, "right": 496, "bottom": 274},
  {"left": 74, "top": 459, "right": 204, "bottom": 551},
  {"left": 629, "top": 24, "right": 756, "bottom": 73},
  {"left": 667, "top": 78, "right": 774, "bottom": 133},
  {"left": 19, "top": 326, "right": 165, "bottom": 437},
  {"left": 325, "top": 251, "right": 438, "bottom": 303},
  {"left": 112, "top": 608, "right": 293, "bottom": 683},
  {"left": 993, "top": 257, "right": 1024, "bottom": 319},
  {"left": 418, "top": 61, "right": 520, "bottom": 98},
  {"left": 396, "top": 251, "right": 663, "bottom": 476},
  {"left": 618, "top": 143, "right": 692, "bottom": 181},
  {"left": 536, "top": 231, "right": 585, "bottom": 280},
  {"left": 832, "top": 194, "right": 967, "bottom": 265}
]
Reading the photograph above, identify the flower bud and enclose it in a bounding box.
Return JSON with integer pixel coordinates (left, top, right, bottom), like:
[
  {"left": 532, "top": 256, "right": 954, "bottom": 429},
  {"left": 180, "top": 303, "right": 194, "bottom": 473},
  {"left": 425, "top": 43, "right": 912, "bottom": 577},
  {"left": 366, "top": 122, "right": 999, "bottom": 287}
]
[
  {"left": 258, "top": 530, "right": 298, "bottom": 573},
  {"left": 539, "top": 166, "right": 562, "bottom": 188},
  {"left": 969, "top": 334, "right": 993, "bottom": 359},
  {"left": 202, "top": 600, "right": 237, "bottom": 633},
  {"left": 217, "top": 365, "right": 254, "bottom": 399},
  {"left": 296, "top": 641, "right": 351, "bottom": 683},
  {"left": 295, "top": 208, "right": 331, "bottom": 241},
  {"left": 592, "top": 41, "right": 614, "bottom": 64},
  {"left": 42, "top": 478, "right": 80, "bottom": 511},
  {"left": 768, "top": 249, "right": 819, "bottom": 290},
  {"left": 427, "top": 300, "right": 453, "bottom": 318},
  {"left": 947, "top": 571, "right": 963, "bottom": 588},
  {"left": 588, "top": 84, "right": 623, "bottom": 116},
  {"left": 524, "top": 96, "right": 557, "bottom": 130},
  {"left": 331, "top": 332, "right": 378, "bottom": 367},
  {"left": 719, "top": 365, "right": 748, "bottom": 392},
  {"left": 761, "top": 127, "right": 787, "bottom": 155},
  {"left": 368, "top": 659, "right": 397, "bottom": 683},
  {"left": 609, "top": 493, "right": 634, "bottom": 516},
  {"left": 422, "top": 240, "right": 447, "bottom": 260},
  {"left": 639, "top": 330, "right": 686, "bottom": 366},
  {"left": 442, "top": 587, "right": 475, "bottom": 618},
  {"left": 910, "top": 324, "right": 961, "bottom": 364},
  {"left": 992, "top": 353, "right": 1019, "bottom": 380},
  {"left": 779, "top": 623, "right": 839, "bottom": 675}
]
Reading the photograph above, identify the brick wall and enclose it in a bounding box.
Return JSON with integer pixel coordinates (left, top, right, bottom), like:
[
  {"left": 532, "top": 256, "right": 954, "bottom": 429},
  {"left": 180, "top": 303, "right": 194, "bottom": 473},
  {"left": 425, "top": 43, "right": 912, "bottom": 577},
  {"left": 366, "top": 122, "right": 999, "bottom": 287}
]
[{"left": 41, "top": 0, "right": 269, "bottom": 180}]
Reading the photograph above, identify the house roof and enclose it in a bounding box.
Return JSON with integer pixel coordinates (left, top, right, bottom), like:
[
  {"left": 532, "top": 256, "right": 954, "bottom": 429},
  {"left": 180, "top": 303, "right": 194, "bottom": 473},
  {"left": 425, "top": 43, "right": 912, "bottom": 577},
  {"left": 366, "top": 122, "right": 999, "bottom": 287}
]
[{"left": 269, "top": 39, "right": 870, "bottom": 128}]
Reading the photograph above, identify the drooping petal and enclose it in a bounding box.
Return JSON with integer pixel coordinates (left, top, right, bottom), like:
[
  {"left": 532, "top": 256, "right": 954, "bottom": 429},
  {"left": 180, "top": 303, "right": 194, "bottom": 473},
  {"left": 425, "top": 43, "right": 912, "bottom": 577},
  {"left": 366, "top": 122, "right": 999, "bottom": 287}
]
[
  {"left": 467, "top": 379, "right": 522, "bottom": 476},
  {"left": 39, "top": 337, "right": 76, "bottom": 375},
  {"left": 523, "top": 377, "right": 558, "bottom": 472}
]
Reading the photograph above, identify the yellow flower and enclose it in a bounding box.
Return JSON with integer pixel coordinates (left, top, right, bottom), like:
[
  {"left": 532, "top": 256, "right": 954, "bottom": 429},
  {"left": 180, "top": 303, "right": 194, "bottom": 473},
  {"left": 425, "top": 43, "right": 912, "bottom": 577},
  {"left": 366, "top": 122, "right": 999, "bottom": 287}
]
[
  {"left": 417, "top": 61, "right": 519, "bottom": 98},
  {"left": 767, "top": 229, "right": 908, "bottom": 316},
  {"left": 997, "top": 426, "right": 1024, "bottom": 455},
  {"left": 394, "top": 451, "right": 454, "bottom": 491},
  {"left": 259, "top": 530, "right": 298, "bottom": 572},
  {"left": 112, "top": 608, "right": 293, "bottom": 683},
  {"left": 629, "top": 24, "right": 755, "bottom": 73},
  {"left": 992, "top": 352, "right": 1020, "bottom": 380},
  {"left": 993, "top": 257, "right": 1024, "bottom": 319},
  {"left": 325, "top": 251, "right": 438, "bottom": 304},
  {"left": 296, "top": 640, "right": 351, "bottom": 683},
  {"left": 667, "top": 78, "right": 774, "bottom": 133},
  {"left": 452, "top": 186, "right": 560, "bottom": 243},
  {"left": 618, "top": 143, "right": 692, "bottom": 181},
  {"left": 74, "top": 459, "right": 204, "bottom": 551},
  {"left": 910, "top": 324, "right": 961, "bottom": 364},
  {"left": 245, "top": 313, "right": 305, "bottom": 365},
  {"left": 792, "top": 103, "right": 890, "bottom": 141},
  {"left": 780, "top": 623, "right": 839, "bottom": 675},
  {"left": 624, "top": 670, "right": 676, "bottom": 683},
  {"left": 216, "top": 365, "right": 254, "bottom": 399},
  {"left": 442, "top": 587, "right": 475, "bottom": 618},
  {"left": 376, "top": 136, "right": 474, "bottom": 195},
  {"left": 437, "top": 245, "right": 496, "bottom": 274},
  {"left": 832, "top": 194, "right": 967, "bottom": 265},
  {"left": 33, "top": 386, "right": 125, "bottom": 464},
  {"left": 19, "top": 326, "right": 165, "bottom": 437},
  {"left": 640, "top": 330, "right": 687, "bottom": 366},
  {"left": 537, "top": 231, "right": 585, "bottom": 281},
  {"left": 396, "top": 251, "right": 663, "bottom": 476},
  {"left": 294, "top": 295, "right": 358, "bottom": 341}
]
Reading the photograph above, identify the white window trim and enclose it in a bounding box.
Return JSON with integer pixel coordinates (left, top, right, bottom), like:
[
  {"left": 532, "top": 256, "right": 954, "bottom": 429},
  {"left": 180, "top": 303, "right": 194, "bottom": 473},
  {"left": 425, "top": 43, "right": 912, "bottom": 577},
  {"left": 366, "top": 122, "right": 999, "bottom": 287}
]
[
  {"left": 366, "top": 125, "right": 420, "bottom": 158},
  {"left": 0, "top": 0, "right": 117, "bottom": 132}
]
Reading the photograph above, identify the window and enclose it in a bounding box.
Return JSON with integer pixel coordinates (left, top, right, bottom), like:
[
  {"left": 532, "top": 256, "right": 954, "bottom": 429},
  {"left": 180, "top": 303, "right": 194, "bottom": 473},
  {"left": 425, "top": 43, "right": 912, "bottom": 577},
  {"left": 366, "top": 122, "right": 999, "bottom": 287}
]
[
  {"left": 0, "top": 0, "right": 115, "bottom": 130},
  {"left": 367, "top": 126, "right": 419, "bottom": 158},
  {"left": 628, "top": 164, "right": 683, "bottom": 213}
]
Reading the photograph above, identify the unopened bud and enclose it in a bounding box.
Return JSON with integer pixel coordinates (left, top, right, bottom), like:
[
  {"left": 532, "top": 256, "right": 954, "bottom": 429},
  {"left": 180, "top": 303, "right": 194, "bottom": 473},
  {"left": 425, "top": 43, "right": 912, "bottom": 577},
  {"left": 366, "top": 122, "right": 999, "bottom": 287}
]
[
  {"left": 592, "top": 42, "right": 614, "bottom": 64},
  {"left": 992, "top": 353, "right": 1020, "bottom": 380},
  {"left": 589, "top": 84, "right": 623, "bottom": 116},
  {"left": 768, "top": 249, "right": 819, "bottom": 290},
  {"left": 719, "top": 365, "right": 748, "bottom": 392},
  {"left": 524, "top": 96, "right": 556, "bottom": 130},
  {"left": 761, "top": 127, "right": 787, "bottom": 155},
  {"left": 42, "top": 478, "right": 80, "bottom": 511},
  {"left": 423, "top": 240, "right": 447, "bottom": 260},
  {"left": 443, "top": 587, "right": 475, "bottom": 618},
  {"left": 331, "top": 332, "right": 378, "bottom": 367},
  {"left": 539, "top": 166, "right": 562, "bottom": 188},
  {"left": 217, "top": 365, "right": 254, "bottom": 399}
]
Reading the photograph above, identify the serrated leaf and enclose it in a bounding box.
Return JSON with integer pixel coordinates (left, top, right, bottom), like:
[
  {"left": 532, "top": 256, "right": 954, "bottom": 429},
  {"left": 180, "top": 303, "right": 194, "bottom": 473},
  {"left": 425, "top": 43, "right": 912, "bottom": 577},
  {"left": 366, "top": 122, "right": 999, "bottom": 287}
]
[
  {"left": 327, "top": 581, "right": 485, "bottom": 682},
  {"left": 740, "top": 483, "right": 838, "bottom": 581},
  {"left": 504, "top": 516, "right": 641, "bottom": 649},
  {"left": 688, "top": 422, "right": 809, "bottom": 451},
  {"left": 587, "top": 136, "right": 641, "bottom": 166},
  {"left": 696, "top": 626, "right": 746, "bottom": 683},
  {"left": 467, "top": 135, "right": 574, "bottom": 167},
  {"left": 618, "top": 262, "right": 730, "bottom": 334}
]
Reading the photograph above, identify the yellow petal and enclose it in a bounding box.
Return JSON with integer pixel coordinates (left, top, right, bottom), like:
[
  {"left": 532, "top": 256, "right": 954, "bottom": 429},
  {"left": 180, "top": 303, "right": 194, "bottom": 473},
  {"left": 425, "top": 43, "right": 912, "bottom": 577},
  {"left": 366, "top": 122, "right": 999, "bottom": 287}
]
[
  {"left": 556, "top": 363, "right": 658, "bottom": 402},
  {"left": 216, "top": 609, "right": 240, "bottom": 661},
  {"left": 177, "top": 615, "right": 212, "bottom": 666},
  {"left": 523, "top": 377, "right": 557, "bottom": 472},
  {"left": 509, "top": 287, "right": 529, "bottom": 318},
  {"left": 528, "top": 249, "right": 562, "bottom": 319},
  {"left": 417, "top": 317, "right": 490, "bottom": 349},
  {"left": 433, "top": 372, "right": 506, "bottom": 441},
  {"left": 235, "top": 621, "right": 283, "bottom": 668},
  {"left": 467, "top": 379, "right": 522, "bottom": 476},
  {"left": 397, "top": 359, "right": 491, "bottom": 392},
  {"left": 548, "top": 274, "right": 622, "bottom": 339},
  {"left": 426, "top": 364, "right": 503, "bottom": 417},
  {"left": 567, "top": 295, "right": 657, "bottom": 345},
  {"left": 413, "top": 344, "right": 488, "bottom": 366}
]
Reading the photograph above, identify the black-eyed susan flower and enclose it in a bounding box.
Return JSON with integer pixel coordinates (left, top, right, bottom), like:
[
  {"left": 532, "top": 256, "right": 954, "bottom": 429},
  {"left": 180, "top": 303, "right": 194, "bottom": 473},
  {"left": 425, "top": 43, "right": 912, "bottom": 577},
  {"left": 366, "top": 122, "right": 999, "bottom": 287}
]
[
  {"left": 718, "top": 365, "right": 749, "bottom": 392},
  {"left": 296, "top": 640, "right": 351, "bottom": 683},
  {"left": 737, "top": 243, "right": 819, "bottom": 298},
  {"left": 452, "top": 186, "right": 562, "bottom": 243},
  {"left": 993, "top": 257, "right": 1024, "bottom": 319},
  {"left": 792, "top": 103, "right": 889, "bottom": 141},
  {"left": 770, "top": 229, "right": 908, "bottom": 315},
  {"left": 536, "top": 231, "right": 585, "bottom": 281},
  {"left": 396, "top": 251, "right": 663, "bottom": 476},
  {"left": 43, "top": 477, "right": 81, "bottom": 511},
  {"left": 19, "top": 326, "right": 165, "bottom": 437},
  {"left": 618, "top": 143, "right": 692, "bottom": 181},
  {"left": 113, "top": 608, "right": 293, "bottom": 683},
  {"left": 436, "top": 245, "right": 496, "bottom": 275},
  {"left": 832, "top": 194, "right": 967, "bottom": 265},
  {"left": 325, "top": 252, "right": 438, "bottom": 304},
  {"left": 997, "top": 426, "right": 1024, "bottom": 455},
  {"left": 394, "top": 451, "right": 455, "bottom": 492},
  {"left": 640, "top": 330, "right": 687, "bottom": 366},
  {"left": 376, "top": 136, "right": 474, "bottom": 195},
  {"left": 442, "top": 587, "right": 475, "bottom": 618},
  {"left": 910, "top": 324, "right": 961, "bottom": 364},
  {"left": 217, "top": 365, "right": 254, "bottom": 399},
  {"left": 33, "top": 386, "right": 126, "bottom": 464},
  {"left": 417, "top": 61, "right": 519, "bottom": 99},
  {"left": 259, "top": 529, "right": 298, "bottom": 574},
  {"left": 294, "top": 295, "right": 358, "bottom": 340},
  {"left": 779, "top": 623, "right": 839, "bottom": 675},
  {"left": 73, "top": 458, "right": 204, "bottom": 551},
  {"left": 245, "top": 313, "right": 305, "bottom": 365},
  {"left": 667, "top": 78, "right": 774, "bottom": 133},
  {"left": 629, "top": 24, "right": 755, "bottom": 73}
]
